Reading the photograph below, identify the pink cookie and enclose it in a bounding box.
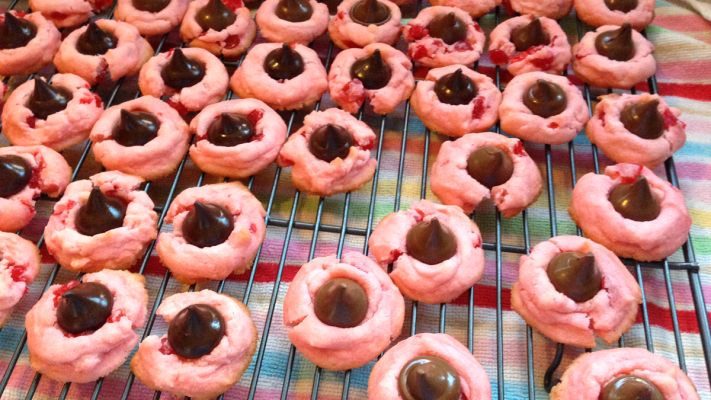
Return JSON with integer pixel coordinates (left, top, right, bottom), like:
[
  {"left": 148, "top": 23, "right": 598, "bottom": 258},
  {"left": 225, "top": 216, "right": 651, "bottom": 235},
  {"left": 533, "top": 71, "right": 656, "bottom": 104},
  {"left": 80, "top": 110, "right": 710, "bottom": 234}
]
[
  {"left": 488, "top": 15, "right": 571, "bottom": 75},
  {"left": 410, "top": 64, "right": 502, "bottom": 137},
  {"left": 54, "top": 20, "right": 153, "bottom": 86},
  {"left": 429, "top": 0, "right": 500, "bottom": 18},
  {"left": 574, "top": 0, "right": 655, "bottom": 31},
  {"left": 90, "top": 96, "right": 191, "bottom": 181},
  {"left": 230, "top": 43, "right": 328, "bottom": 111},
  {"left": 0, "top": 145, "right": 71, "bottom": 233},
  {"left": 179, "top": 0, "right": 257, "bottom": 57},
  {"left": 0, "top": 232, "right": 41, "bottom": 327},
  {"left": 283, "top": 252, "right": 404, "bottom": 370},
  {"left": 139, "top": 47, "right": 229, "bottom": 114},
  {"left": 115, "top": 0, "right": 190, "bottom": 35},
  {"left": 189, "top": 99, "right": 288, "bottom": 178},
  {"left": 569, "top": 163, "right": 692, "bottom": 261},
  {"left": 28, "top": 0, "right": 113, "bottom": 27},
  {"left": 511, "top": 235, "right": 641, "bottom": 348},
  {"left": 277, "top": 108, "right": 378, "bottom": 196},
  {"left": 368, "top": 333, "right": 492, "bottom": 400},
  {"left": 1, "top": 74, "right": 104, "bottom": 151},
  {"left": 504, "top": 0, "right": 573, "bottom": 19},
  {"left": 131, "top": 290, "right": 258, "bottom": 399},
  {"left": 156, "top": 182, "right": 267, "bottom": 284},
  {"left": 328, "top": 43, "right": 414, "bottom": 114},
  {"left": 499, "top": 71, "right": 589, "bottom": 145},
  {"left": 551, "top": 348, "right": 701, "bottom": 400},
  {"left": 328, "top": 0, "right": 402, "bottom": 49},
  {"left": 572, "top": 25, "right": 655, "bottom": 89},
  {"left": 586, "top": 93, "right": 686, "bottom": 169},
  {"left": 256, "top": 0, "right": 330, "bottom": 46},
  {"left": 26, "top": 270, "right": 148, "bottom": 383},
  {"left": 368, "top": 199, "right": 484, "bottom": 304},
  {"left": 44, "top": 171, "right": 158, "bottom": 272},
  {"left": 0, "top": 11, "right": 61, "bottom": 76},
  {"left": 431, "top": 132, "right": 543, "bottom": 216},
  {"left": 402, "top": 6, "right": 486, "bottom": 68}
]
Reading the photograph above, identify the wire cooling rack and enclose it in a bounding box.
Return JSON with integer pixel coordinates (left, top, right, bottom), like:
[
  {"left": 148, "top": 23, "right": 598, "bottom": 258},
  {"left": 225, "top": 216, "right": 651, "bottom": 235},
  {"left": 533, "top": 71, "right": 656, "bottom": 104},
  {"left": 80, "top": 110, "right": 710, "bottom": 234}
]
[{"left": 0, "top": 0, "right": 709, "bottom": 399}]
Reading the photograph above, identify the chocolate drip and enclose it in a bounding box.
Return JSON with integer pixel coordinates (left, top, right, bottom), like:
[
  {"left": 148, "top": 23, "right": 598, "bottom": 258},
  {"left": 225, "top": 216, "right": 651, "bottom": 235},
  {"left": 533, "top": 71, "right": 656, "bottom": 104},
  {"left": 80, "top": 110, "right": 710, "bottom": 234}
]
[
  {"left": 308, "top": 124, "right": 354, "bottom": 162},
  {"left": 314, "top": 278, "right": 368, "bottom": 328},
  {"left": 350, "top": 49, "right": 391, "bottom": 90},
  {"left": 0, "top": 155, "right": 33, "bottom": 198},
  {"left": 604, "top": 0, "right": 638, "bottom": 13},
  {"left": 434, "top": 68, "right": 477, "bottom": 105},
  {"left": 0, "top": 12, "right": 37, "bottom": 50},
  {"left": 182, "top": 202, "right": 234, "bottom": 248},
  {"left": 406, "top": 217, "right": 457, "bottom": 265},
  {"left": 207, "top": 113, "right": 255, "bottom": 146},
  {"left": 113, "top": 109, "right": 160, "bottom": 147},
  {"left": 467, "top": 146, "right": 514, "bottom": 189},
  {"left": 609, "top": 174, "right": 660, "bottom": 222},
  {"left": 349, "top": 0, "right": 391, "bottom": 26},
  {"left": 620, "top": 99, "right": 664, "bottom": 140},
  {"left": 510, "top": 16, "right": 550, "bottom": 52},
  {"left": 398, "top": 356, "right": 461, "bottom": 400},
  {"left": 161, "top": 48, "right": 206, "bottom": 90},
  {"left": 523, "top": 79, "right": 567, "bottom": 118},
  {"left": 547, "top": 252, "right": 601, "bottom": 303},
  {"left": 602, "top": 376, "right": 663, "bottom": 400},
  {"left": 27, "top": 78, "right": 73, "bottom": 120},
  {"left": 275, "top": 0, "right": 313, "bottom": 22},
  {"left": 595, "top": 23, "right": 635, "bottom": 62},
  {"left": 132, "top": 0, "right": 171, "bottom": 13},
  {"left": 428, "top": 12, "right": 467, "bottom": 45},
  {"left": 168, "top": 304, "right": 226, "bottom": 359},
  {"left": 75, "top": 186, "right": 127, "bottom": 236},
  {"left": 196, "top": 0, "right": 236, "bottom": 32},
  {"left": 76, "top": 22, "right": 117, "bottom": 56},
  {"left": 263, "top": 43, "right": 304, "bottom": 81},
  {"left": 56, "top": 282, "right": 114, "bottom": 334}
]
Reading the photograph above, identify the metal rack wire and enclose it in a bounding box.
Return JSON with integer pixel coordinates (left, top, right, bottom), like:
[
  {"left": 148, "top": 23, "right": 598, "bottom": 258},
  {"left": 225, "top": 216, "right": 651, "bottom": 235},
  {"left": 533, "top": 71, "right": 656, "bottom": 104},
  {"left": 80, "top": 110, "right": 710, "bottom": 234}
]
[{"left": 0, "top": 0, "right": 709, "bottom": 398}]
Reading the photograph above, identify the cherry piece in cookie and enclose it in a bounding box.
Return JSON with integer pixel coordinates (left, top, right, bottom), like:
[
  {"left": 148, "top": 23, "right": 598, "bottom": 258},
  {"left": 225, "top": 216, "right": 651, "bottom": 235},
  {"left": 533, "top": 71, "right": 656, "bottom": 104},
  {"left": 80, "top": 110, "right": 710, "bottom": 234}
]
[
  {"left": 276, "top": 0, "right": 313, "bottom": 22},
  {"left": 547, "top": 252, "right": 601, "bottom": 303},
  {"left": 427, "top": 12, "right": 467, "bottom": 46},
  {"left": 620, "top": 99, "right": 664, "bottom": 140},
  {"left": 406, "top": 217, "right": 457, "bottom": 265},
  {"left": 595, "top": 23, "right": 635, "bottom": 62},
  {"left": 350, "top": 49, "right": 391, "bottom": 90},
  {"left": 605, "top": 0, "right": 638, "bottom": 13},
  {"left": 510, "top": 16, "right": 550, "bottom": 52},
  {"left": 314, "top": 278, "right": 368, "bottom": 328},
  {"left": 609, "top": 175, "right": 660, "bottom": 222},
  {"left": 349, "top": 0, "right": 391, "bottom": 26},
  {"left": 76, "top": 22, "right": 118, "bottom": 56},
  {"left": 602, "top": 376, "right": 663, "bottom": 400},
  {"left": 0, "top": 155, "right": 32, "bottom": 198},
  {"left": 132, "top": 0, "right": 172, "bottom": 12},
  {"left": 196, "top": 0, "right": 236, "bottom": 32},
  {"left": 308, "top": 124, "right": 354, "bottom": 162},
  {"left": 168, "top": 304, "right": 226, "bottom": 359},
  {"left": 208, "top": 113, "right": 255, "bottom": 146},
  {"left": 467, "top": 146, "right": 514, "bottom": 189},
  {"left": 56, "top": 282, "right": 114, "bottom": 335},
  {"left": 161, "top": 48, "right": 206, "bottom": 90},
  {"left": 27, "top": 78, "right": 72, "bottom": 121},
  {"left": 76, "top": 187, "right": 127, "bottom": 237},
  {"left": 0, "top": 12, "right": 37, "bottom": 50},
  {"left": 434, "top": 68, "right": 477, "bottom": 106},
  {"left": 113, "top": 110, "right": 160, "bottom": 147},
  {"left": 264, "top": 44, "right": 305, "bottom": 81},
  {"left": 182, "top": 202, "right": 234, "bottom": 248},
  {"left": 523, "top": 79, "right": 567, "bottom": 119},
  {"left": 398, "top": 356, "right": 461, "bottom": 400}
]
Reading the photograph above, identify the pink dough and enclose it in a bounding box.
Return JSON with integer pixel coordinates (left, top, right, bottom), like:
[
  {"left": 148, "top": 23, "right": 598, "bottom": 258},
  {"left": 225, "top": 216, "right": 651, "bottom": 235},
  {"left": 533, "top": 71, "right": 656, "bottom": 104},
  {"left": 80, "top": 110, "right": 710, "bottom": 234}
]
[
  {"left": 328, "top": 43, "right": 414, "bottom": 114},
  {"left": 54, "top": 20, "right": 153, "bottom": 86},
  {"left": 368, "top": 333, "right": 492, "bottom": 400},
  {"left": 256, "top": 0, "right": 330, "bottom": 45},
  {"left": 230, "top": 43, "right": 328, "bottom": 111},
  {"left": 328, "top": 0, "right": 402, "bottom": 49},
  {"left": 506, "top": 0, "right": 573, "bottom": 19},
  {"left": 402, "top": 6, "right": 486, "bottom": 68},
  {"left": 44, "top": 171, "right": 158, "bottom": 272},
  {"left": 277, "top": 108, "right": 378, "bottom": 196},
  {"left": 139, "top": 47, "right": 229, "bottom": 114},
  {"left": 569, "top": 163, "right": 692, "bottom": 261},
  {"left": 0, "top": 11, "right": 61, "bottom": 76},
  {"left": 0, "top": 145, "right": 71, "bottom": 233},
  {"left": 410, "top": 64, "right": 502, "bottom": 137},
  {"left": 572, "top": 25, "right": 656, "bottom": 89},
  {"left": 488, "top": 15, "right": 571, "bottom": 75},
  {"left": 430, "top": 132, "right": 543, "bottom": 216},
  {"left": 574, "top": 0, "right": 655, "bottom": 31},
  {"left": 0, "top": 232, "right": 41, "bottom": 327},
  {"left": 90, "top": 96, "right": 191, "bottom": 181},
  {"left": 131, "top": 290, "right": 258, "bottom": 399},
  {"left": 586, "top": 93, "right": 686, "bottom": 169},
  {"left": 28, "top": 0, "right": 113, "bottom": 27},
  {"left": 283, "top": 252, "right": 404, "bottom": 370},
  {"left": 179, "top": 0, "right": 257, "bottom": 57},
  {"left": 499, "top": 71, "right": 589, "bottom": 145},
  {"left": 189, "top": 99, "right": 288, "bottom": 178},
  {"left": 156, "top": 183, "right": 267, "bottom": 284},
  {"left": 429, "top": 0, "right": 500, "bottom": 18},
  {"left": 25, "top": 270, "right": 148, "bottom": 383},
  {"left": 511, "top": 235, "right": 641, "bottom": 348},
  {"left": 1, "top": 74, "right": 104, "bottom": 151},
  {"left": 551, "top": 348, "right": 701, "bottom": 400},
  {"left": 115, "top": 0, "right": 190, "bottom": 35}
]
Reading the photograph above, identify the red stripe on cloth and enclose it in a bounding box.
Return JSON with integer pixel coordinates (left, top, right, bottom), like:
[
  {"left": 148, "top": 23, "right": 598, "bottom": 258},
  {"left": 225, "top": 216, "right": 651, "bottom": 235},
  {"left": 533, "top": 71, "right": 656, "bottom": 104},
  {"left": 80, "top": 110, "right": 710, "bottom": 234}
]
[{"left": 653, "top": 15, "right": 711, "bottom": 33}]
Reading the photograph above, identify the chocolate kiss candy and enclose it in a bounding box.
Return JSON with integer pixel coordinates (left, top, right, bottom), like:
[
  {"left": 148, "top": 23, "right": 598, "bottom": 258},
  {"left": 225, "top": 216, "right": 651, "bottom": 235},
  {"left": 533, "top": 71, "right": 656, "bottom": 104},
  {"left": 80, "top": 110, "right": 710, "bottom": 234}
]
[
  {"left": 0, "top": 12, "right": 37, "bottom": 50},
  {"left": 547, "top": 251, "right": 601, "bottom": 303},
  {"left": 168, "top": 304, "right": 226, "bottom": 359},
  {"left": 0, "top": 154, "right": 33, "bottom": 198},
  {"left": 76, "top": 186, "right": 127, "bottom": 236},
  {"left": 467, "top": 146, "right": 514, "bottom": 189},
  {"left": 510, "top": 16, "right": 550, "bottom": 52},
  {"left": 56, "top": 282, "right": 114, "bottom": 334},
  {"left": 196, "top": 0, "right": 236, "bottom": 32},
  {"left": 620, "top": 99, "right": 664, "bottom": 140},
  {"left": 609, "top": 174, "right": 660, "bottom": 222},
  {"left": 406, "top": 217, "right": 457, "bottom": 265},
  {"left": 161, "top": 48, "right": 206, "bottom": 90},
  {"left": 263, "top": 43, "right": 304, "bottom": 81},
  {"left": 207, "top": 113, "right": 255, "bottom": 146},
  {"left": 398, "top": 356, "right": 461, "bottom": 400},
  {"left": 434, "top": 68, "right": 477, "bottom": 106},
  {"left": 314, "top": 278, "right": 368, "bottom": 328},
  {"left": 350, "top": 49, "right": 391, "bottom": 90},
  {"left": 113, "top": 109, "right": 160, "bottom": 147},
  {"left": 132, "top": 0, "right": 171, "bottom": 13},
  {"left": 275, "top": 0, "right": 313, "bottom": 22},
  {"left": 182, "top": 202, "right": 234, "bottom": 248},
  {"left": 308, "top": 124, "right": 354, "bottom": 162},
  {"left": 76, "top": 22, "right": 118, "bottom": 56},
  {"left": 428, "top": 12, "right": 467, "bottom": 46},
  {"left": 605, "top": 0, "right": 638, "bottom": 13},
  {"left": 595, "top": 23, "right": 635, "bottom": 62},
  {"left": 523, "top": 79, "right": 567, "bottom": 118},
  {"left": 27, "top": 78, "right": 73, "bottom": 120},
  {"left": 349, "top": 0, "right": 391, "bottom": 26},
  {"left": 602, "top": 376, "right": 663, "bottom": 400}
]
